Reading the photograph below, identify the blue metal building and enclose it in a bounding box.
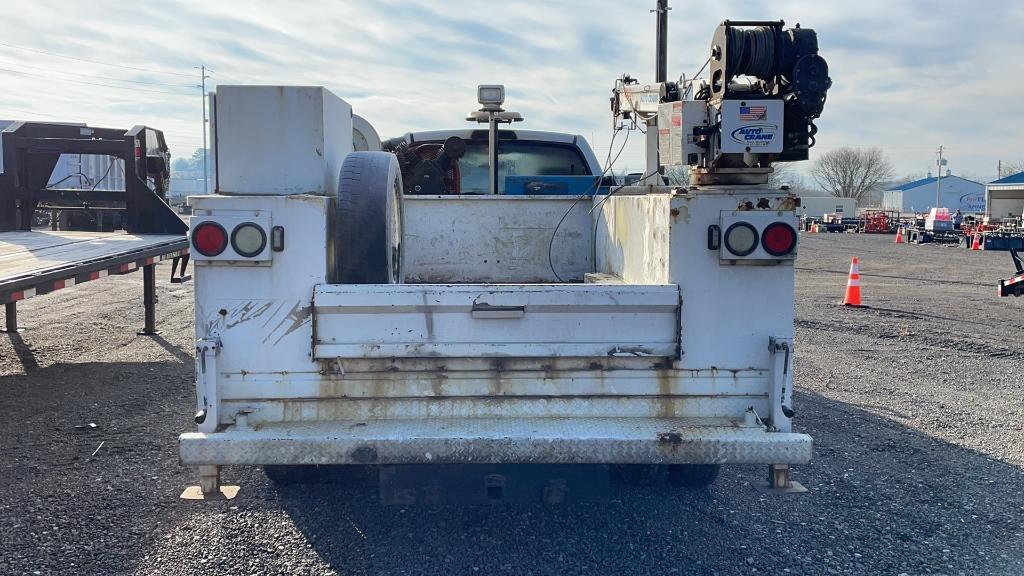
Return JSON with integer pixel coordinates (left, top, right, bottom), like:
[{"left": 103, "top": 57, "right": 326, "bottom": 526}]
[{"left": 881, "top": 174, "right": 985, "bottom": 214}]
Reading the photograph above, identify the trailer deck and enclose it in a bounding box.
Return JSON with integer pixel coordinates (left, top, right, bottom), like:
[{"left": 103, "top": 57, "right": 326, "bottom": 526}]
[{"left": 0, "top": 229, "right": 188, "bottom": 332}]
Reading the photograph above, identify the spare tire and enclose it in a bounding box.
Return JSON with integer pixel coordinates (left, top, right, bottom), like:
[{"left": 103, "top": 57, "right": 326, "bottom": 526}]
[{"left": 335, "top": 151, "right": 403, "bottom": 283}]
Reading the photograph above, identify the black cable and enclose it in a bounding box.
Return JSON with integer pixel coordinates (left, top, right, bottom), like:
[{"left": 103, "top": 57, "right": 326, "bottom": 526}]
[
  {"left": 589, "top": 166, "right": 663, "bottom": 258},
  {"left": 590, "top": 167, "right": 662, "bottom": 216},
  {"left": 547, "top": 129, "right": 619, "bottom": 281},
  {"left": 692, "top": 56, "right": 711, "bottom": 80},
  {"left": 547, "top": 125, "right": 630, "bottom": 282},
  {"left": 91, "top": 158, "right": 117, "bottom": 191},
  {"left": 45, "top": 172, "right": 90, "bottom": 189}
]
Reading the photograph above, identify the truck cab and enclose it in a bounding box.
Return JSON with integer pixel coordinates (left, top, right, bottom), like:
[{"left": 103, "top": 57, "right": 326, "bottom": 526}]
[{"left": 385, "top": 129, "right": 602, "bottom": 196}]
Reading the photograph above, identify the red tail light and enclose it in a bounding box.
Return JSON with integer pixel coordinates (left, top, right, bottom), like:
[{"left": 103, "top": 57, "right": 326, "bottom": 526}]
[
  {"left": 761, "top": 222, "right": 797, "bottom": 256},
  {"left": 192, "top": 222, "right": 228, "bottom": 257}
]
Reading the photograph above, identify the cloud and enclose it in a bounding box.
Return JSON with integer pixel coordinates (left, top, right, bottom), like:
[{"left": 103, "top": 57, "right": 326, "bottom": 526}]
[{"left": 0, "top": 0, "right": 1020, "bottom": 181}]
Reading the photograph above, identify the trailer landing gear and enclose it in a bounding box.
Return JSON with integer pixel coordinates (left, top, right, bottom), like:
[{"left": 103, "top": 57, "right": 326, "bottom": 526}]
[
  {"left": 180, "top": 465, "right": 239, "bottom": 500},
  {"left": 755, "top": 463, "right": 807, "bottom": 494},
  {"left": 137, "top": 263, "right": 160, "bottom": 336},
  {"left": 2, "top": 302, "right": 23, "bottom": 333}
]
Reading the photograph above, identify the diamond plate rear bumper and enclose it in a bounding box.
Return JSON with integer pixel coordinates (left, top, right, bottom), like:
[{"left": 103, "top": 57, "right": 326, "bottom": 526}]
[{"left": 179, "top": 417, "right": 812, "bottom": 466}]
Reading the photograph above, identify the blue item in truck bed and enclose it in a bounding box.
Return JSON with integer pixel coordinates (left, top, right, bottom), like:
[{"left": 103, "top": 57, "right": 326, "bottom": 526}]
[{"left": 503, "top": 175, "right": 609, "bottom": 196}]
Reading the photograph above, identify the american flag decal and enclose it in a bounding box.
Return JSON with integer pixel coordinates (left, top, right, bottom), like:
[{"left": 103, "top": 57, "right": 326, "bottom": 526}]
[{"left": 739, "top": 105, "right": 767, "bottom": 121}]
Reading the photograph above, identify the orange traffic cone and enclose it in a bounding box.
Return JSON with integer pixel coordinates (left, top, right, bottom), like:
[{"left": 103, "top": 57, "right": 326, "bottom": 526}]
[
  {"left": 894, "top": 227, "right": 904, "bottom": 244},
  {"left": 970, "top": 234, "right": 981, "bottom": 251},
  {"left": 842, "top": 256, "right": 862, "bottom": 307}
]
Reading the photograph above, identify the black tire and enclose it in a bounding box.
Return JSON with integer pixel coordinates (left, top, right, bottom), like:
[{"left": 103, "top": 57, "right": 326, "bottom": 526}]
[
  {"left": 335, "top": 151, "right": 403, "bottom": 284},
  {"left": 666, "top": 464, "right": 721, "bottom": 488}
]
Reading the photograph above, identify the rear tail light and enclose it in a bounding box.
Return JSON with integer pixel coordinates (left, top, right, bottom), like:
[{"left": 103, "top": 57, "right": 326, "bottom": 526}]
[
  {"left": 724, "top": 222, "right": 758, "bottom": 256},
  {"left": 230, "top": 223, "right": 267, "bottom": 257},
  {"left": 192, "top": 222, "right": 228, "bottom": 257},
  {"left": 761, "top": 222, "right": 798, "bottom": 256},
  {"left": 271, "top": 226, "right": 285, "bottom": 251}
]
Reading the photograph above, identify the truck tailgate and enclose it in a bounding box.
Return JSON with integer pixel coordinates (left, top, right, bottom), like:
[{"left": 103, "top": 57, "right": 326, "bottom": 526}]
[{"left": 312, "top": 283, "right": 680, "bottom": 359}]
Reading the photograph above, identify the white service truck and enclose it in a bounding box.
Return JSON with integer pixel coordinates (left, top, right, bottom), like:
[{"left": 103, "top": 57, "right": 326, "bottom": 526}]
[{"left": 179, "top": 18, "right": 831, "bottom": 501}]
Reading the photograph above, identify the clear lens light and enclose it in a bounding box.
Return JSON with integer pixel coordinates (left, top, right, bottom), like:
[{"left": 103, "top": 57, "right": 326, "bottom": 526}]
[
  {"left": 726, "top": 223, "right": 758, "bottom": 255},
  {"left": 232, "top": 224, "right": 266, "bottom": 257},
  {"left": 478, "top": 85, "right": 504, "bottom": 105}
]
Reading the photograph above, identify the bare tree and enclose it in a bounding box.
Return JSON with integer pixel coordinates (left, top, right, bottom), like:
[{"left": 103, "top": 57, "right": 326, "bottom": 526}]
[
  {"left": 810, "top": 147, "right": 894, "bottom": 203},
  {"left": 663, "top": 165, "right": 690, "bottom": 186},
  {"left": 1001, "top": 161, "right": 1024, "bottom": 178},
  {"left": 767, "top": 162, "right": 811, "bottom": 191}
]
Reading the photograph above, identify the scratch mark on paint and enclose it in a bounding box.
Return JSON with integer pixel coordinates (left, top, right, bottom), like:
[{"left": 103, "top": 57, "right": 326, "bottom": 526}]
[
  {"left": 266, "top": 300, "right": 312, "bottom": 345},
  {"left": 261, "top": 301, "right": 287, "bottom": 328},
  {"left": 225, "top": 301, "right": 275, "bottom": 330}
]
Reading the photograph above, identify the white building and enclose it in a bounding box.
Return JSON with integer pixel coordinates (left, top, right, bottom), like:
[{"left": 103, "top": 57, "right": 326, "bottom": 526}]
[
  {"left": 881, "top": 174, "right": 985, "bottom": 214},
  {"left": 797, "top": 196, "right": 857, "bottom": 218},
  {"left": 985, "top": 172, "right": 1024, "bottom": 219}
]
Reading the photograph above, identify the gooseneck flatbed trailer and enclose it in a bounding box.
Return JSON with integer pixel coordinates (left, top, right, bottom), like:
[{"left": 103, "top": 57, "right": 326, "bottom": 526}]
[
  {"left": 0, "top": 230, "right": 188, "bottom": 333},
  {"left": 0, "top": 121, "right": 189, "bottom": 333}
]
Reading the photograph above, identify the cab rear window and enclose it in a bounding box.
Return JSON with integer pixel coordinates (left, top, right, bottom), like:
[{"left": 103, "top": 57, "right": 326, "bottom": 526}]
[{"left": 454, "top": 141, "right": 592, "bottom": 195}]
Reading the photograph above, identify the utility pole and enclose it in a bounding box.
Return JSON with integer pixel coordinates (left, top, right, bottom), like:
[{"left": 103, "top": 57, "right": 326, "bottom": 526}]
[
  {"left": 654, "top": 0, "right": 669, "bottom": 84},
  {"left": 935, "top": 145, "right": 944, "bottom": 210},
  {"left": 646, "top": 0, "right": 670, "bottom": 182},
  {"left": 197, "top": 65, "right": 211, "bottom": 193}
]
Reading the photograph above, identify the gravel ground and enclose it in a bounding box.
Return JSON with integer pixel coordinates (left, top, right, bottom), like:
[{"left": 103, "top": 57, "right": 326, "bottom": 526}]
[{"left": 1, "top": 233, "right": 1022, "bottom": 576}]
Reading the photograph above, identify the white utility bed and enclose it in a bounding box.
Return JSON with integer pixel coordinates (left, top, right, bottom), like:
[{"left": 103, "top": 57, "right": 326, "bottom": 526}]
[{"left": 312, "top": 283, "right": 681, "bottom": 359}]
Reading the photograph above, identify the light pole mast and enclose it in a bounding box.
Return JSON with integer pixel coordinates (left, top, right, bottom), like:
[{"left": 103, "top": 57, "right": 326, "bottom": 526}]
[
  {"left": 935, "top": 145, "right": 944, "bottom": 210},
  {"left": 644, "top": 0, "right": 670, "bottom": 183},
  {"left": 198, "top": 65, "right": 211, "bottom": 193}
]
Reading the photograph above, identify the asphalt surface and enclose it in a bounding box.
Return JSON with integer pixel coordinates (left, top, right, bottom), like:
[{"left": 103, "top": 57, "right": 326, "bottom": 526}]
[{"left": 1, "top": 233, "right": 1022, "bottom": 575}]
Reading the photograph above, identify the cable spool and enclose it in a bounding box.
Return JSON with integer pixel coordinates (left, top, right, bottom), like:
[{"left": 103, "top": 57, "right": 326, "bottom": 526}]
[
  {"left": 711, "top": 22, "right": 825, "bottom": 92},
  {"left": 704, "top": 20, "right": 831, "bottom": 165},
  {"left": 726, "top": 26, "right": 779, "bottom": 79}
]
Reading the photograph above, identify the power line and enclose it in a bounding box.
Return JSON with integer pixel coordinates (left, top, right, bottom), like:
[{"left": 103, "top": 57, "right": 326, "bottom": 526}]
[
  {"left": 0, "top": 67, "right": 192, "bottom": 96},
  {"left": 0, "top": 56, "right": 196, "bottom": 88},
  {"left": 0, "top": 40, "right": 194, "bottom": 77},
  {"left": 207, "top": 69, "right": 249, "bottom": 85},
  {"left": 0, "top": 106, "right": 65, "bottom": 119}
]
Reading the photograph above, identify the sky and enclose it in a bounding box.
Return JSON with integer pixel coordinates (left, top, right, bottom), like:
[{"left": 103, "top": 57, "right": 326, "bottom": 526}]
[{"left": 0, "top": 0, "right": 1022, "bottom": 184}]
